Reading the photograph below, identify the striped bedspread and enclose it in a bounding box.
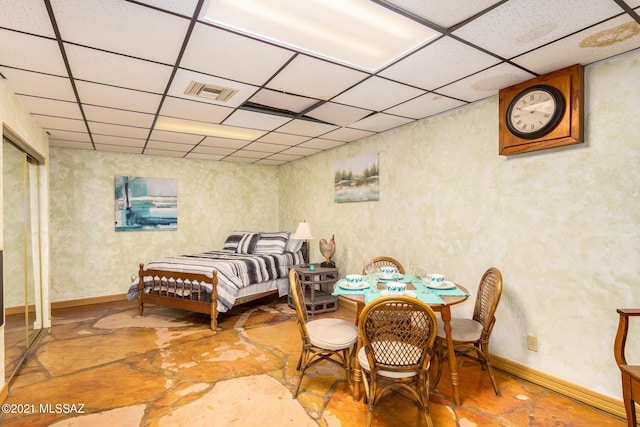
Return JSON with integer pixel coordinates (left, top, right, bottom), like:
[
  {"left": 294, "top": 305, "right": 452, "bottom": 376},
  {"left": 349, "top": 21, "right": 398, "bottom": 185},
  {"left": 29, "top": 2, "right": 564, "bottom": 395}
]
[{"left": 127, "top": 250, "right": 304, "bottom": 312}]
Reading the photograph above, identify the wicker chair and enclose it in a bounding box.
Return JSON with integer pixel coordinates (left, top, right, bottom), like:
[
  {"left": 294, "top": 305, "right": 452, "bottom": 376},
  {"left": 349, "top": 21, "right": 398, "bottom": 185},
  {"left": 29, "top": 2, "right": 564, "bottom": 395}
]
[
  {"left": 289, "top": 268, "right": 358, "bottom": 398},
  {"left": 363, "top": 256, "right": 406, "bottom": 274},
  {"left": 433, "top": 267, "right": 503, "bottom": 396},
  {"left": 358, "top": 295, "right": 438, "bottom": 427},
  {"left": 615, "top": 308, "right": 640, "bottom": 427}
]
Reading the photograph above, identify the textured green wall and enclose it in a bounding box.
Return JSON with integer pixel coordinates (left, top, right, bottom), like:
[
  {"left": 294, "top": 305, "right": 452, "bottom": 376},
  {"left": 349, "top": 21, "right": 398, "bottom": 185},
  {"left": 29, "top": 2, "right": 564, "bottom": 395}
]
[
  {"left": 48, "top": 149, "right": 281, "bottom": 302},
  {"left": 278, "top": 50, "right": 640, "bottom": 400}
]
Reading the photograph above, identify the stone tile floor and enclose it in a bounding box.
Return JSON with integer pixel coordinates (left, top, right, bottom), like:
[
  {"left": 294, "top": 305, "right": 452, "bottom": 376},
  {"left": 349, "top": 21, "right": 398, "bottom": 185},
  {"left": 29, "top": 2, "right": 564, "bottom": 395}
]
[{"left": 2, "top": 296, "right": 626, "bottom": 426}]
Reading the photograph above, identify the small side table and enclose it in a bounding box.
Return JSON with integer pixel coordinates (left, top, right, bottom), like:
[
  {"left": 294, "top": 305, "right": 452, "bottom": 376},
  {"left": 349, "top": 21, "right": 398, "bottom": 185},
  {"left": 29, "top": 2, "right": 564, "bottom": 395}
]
[{"left": 289, "top": 264, "right": 339, "bottom": 314}]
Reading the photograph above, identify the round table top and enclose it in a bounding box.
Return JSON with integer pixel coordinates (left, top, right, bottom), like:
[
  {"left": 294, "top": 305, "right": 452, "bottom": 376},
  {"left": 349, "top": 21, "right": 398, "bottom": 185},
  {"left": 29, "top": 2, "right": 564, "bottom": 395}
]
[{"left": 338, "top": 282, "right": 470, "bottom": 308}]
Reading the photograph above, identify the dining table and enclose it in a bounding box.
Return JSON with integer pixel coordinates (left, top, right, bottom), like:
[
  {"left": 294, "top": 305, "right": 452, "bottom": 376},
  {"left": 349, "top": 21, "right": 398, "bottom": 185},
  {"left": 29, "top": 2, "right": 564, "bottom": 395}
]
[{"left": 333, "top": 274, "right": 470, "bottom": 405}]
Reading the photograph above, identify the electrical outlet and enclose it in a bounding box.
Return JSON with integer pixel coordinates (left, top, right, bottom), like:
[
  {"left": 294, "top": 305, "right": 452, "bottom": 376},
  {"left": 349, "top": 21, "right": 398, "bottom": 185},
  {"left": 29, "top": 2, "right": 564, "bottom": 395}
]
[{"left": 527, "top": 335, "right": 538, "bottom": 352}]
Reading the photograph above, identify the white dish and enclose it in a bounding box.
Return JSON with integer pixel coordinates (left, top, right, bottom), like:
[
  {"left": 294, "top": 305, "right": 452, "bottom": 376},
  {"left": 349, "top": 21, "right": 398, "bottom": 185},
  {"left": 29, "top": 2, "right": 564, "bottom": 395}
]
[
  {"left": 379, "top": 273, "right": 404, "bottom": 280},
  {"left": 427, "top": 280, "right": 456, "bottom": 290},
  {"left": 338, "top": 280, "right": 369, "bottom": 290},
  {"left": 380, "top": 290, "right": 417, "bottom": 297}
]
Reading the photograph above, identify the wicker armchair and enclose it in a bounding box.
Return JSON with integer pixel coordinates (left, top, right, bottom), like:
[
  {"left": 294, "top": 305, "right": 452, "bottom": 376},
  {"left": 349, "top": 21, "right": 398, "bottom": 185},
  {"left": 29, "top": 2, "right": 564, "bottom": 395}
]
[
  {"left": 358, "top": 295, "right": 437, "bottom": 427},
  {"left": 363, "top": 256, "right": 406, "bottom": 274},
  {"left": 433, "top": 267, "right": 503, "bottom": 396},
  {"left": 289, "top": 268, "right": 358, "bottom": 398},
  {"left": 615, "top": 308, "right": 640, "bottom": 427}
]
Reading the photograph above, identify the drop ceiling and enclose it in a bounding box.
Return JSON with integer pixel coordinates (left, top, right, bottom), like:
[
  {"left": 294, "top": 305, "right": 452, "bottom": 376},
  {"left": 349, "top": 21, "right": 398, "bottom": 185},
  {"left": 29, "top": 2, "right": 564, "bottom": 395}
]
[{"left": 1, "top": 0, "right": 639, "bottom": 165}]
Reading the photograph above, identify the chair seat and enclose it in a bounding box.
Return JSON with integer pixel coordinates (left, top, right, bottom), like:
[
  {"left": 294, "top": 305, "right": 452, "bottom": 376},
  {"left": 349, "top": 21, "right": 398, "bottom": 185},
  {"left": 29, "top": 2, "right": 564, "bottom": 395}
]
[
  {"left": 437, "top": 318, "right": 483, "bottom": 342},
  {"left": 307, "top": 318, "right": 358, "bottom": 351},
  {"left": 358, "top": 345, "right": 420, "bottom": 379}
]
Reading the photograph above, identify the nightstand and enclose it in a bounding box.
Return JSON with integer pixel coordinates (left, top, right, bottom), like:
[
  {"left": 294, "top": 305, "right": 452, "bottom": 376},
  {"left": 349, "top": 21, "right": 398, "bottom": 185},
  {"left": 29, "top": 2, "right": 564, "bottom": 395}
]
[{"left": 289, "top": 264, "right": 339, "bottom": 314}]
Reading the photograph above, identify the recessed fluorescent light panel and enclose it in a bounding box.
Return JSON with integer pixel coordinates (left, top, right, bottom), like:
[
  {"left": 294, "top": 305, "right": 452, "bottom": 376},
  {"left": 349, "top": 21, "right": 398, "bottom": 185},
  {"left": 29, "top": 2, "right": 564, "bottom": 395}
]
[
  {"left": 202, "top": 0, "right": 440, "bottom": 72},
  {"left": 155, "top": 117, "right": 267, "bottom": 140}
]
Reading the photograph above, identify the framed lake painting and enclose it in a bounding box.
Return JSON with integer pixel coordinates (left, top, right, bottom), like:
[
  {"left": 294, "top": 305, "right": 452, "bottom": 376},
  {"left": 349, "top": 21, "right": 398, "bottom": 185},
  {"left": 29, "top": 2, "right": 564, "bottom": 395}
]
[
  {"left": 334, "top": 152, "right": 379, "bottom": 203},
  {"left": 115, "top": 176, "right": 177, "bottom": 231}
]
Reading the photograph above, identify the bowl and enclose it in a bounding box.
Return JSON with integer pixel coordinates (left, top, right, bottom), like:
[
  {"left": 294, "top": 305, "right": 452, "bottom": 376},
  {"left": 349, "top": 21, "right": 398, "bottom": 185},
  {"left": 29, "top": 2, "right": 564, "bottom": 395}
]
[{"left": 386, "top": 281, "right": 407, "bottom": 294}]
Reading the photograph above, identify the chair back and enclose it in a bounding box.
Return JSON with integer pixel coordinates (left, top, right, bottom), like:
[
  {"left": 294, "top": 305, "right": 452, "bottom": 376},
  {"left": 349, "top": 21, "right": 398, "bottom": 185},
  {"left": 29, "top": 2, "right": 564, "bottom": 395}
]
[
  {"left": 474, "top": 267, "right": 503, "bottom": 341},
  {"left": 289, "top": 268, "right": 310, "bottom": 341},
  {"left": 363, "top": 256, "right": 406, "bottom": 274},
  {"left": 359, "top": 296, "right": 437, "bottom": 374}
]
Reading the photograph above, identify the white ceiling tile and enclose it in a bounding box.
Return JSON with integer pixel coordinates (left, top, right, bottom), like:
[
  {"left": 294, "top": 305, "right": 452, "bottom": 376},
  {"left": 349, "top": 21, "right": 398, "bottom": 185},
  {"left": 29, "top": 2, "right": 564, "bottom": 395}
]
[
  {"left": 349, "top": 113, "right": 413, "bottom": 132},
  {"left": 145, "top": 140, "right": 193, "bottom": 152},
  {"left": 385, "top": 93, "right": 466, "bottom": 120},
  {"left": 144, "top": 148, "right": 188, "bottom": 158},
  {"left": 379, "top": 37, "right": 501, "bottom": 90},
  {"left": 266, "top": 152, "right": 302, "bottom": 162},
  {"left": 304, "top": 102, "right": 372, "bottom": 126},
  {"left": 89, "top": 122, "right": 149, "bottom": 139},
  {"left": 332, "top": 76, "right": 425, "bottom": 111},
  {"left": 199, "top": 136, "right": 250, "bottom": 149},
  {"left": 17, "top": 95, "right": 82, "bottom": 119},
  {"left": 223, "top": 109, "right": 292, "bottom": 131},
  {"left": 513, "top": 16, "right": 640, "bottom": 74},
  {"left": 385, "top": 0, "right": 504, "bottom": 28},
  {"left": 169, "top": 69, "right": 258, "bottom": 108},
  {"left": 0, "top": 29, "right": 68, "bottom": 76},
  {"left": 51, "top": 0, "right": 190, "bottom": 63},
  {"left": 135, "top": 0, "right": 199, "bottom": 16},
  {"left": 436, "top": 63, "right": 536, "bottom": 102},
  {"left": 83, "top": 105, "right": 155, "bottom": 128},
  {"left": 191, "top": 145, "right": 237, "bottom": 156},
  {"left": 95, "top": 143, "right": 143, "bottom": 154},
  {"left": 46, "top": 129, "right": 92, "bottom": 142},
  {"left": 64, "top": 44, "right": 173, "bottom": 93},
  {"left": 452, "top": 0, "right": 624, "bottom": 59},
  {"left": 75, "top": 81, "right": 163, "bottom": 113},
  {"left": 241, "top": 142, "right": 288, "bottom": 153},
  {"left": 275, "top": 119, "right": 338, "bottom": 137},
  {"left": 185, "top": 152, "right": 226, "bottom": 161},
  {"left": 181, "top": 23, "right": 295, "bottom": 85},
  {"left": 267, "top": 55, "right": 368, "bottom": 100},
  {"left": 257, "top": 132, "right": 310, "bottom": 146},
  {"left": 160, "top": 96, "right": 232, "bottom": 123},
  {"left": 229, "top": 150, "right": 268, "bottom": 159},
  {"left": 299, "top": 138, "right": 347, "bottom": 150},
  {"left": 49, "top": 139, "right": 93, "bottom": 150},
  {"left": 149, "top": 129, "right": 203, "bottom": 144},
  {"left": 0, "top": 68, "right": 76, "bottom": 101},
  {"left": 92, "top": 135, "right": 145, "bottom": 147},
  {"left": 320, "top": 127, "right": 375, "bottom": 142},
  {"left": 278, "top": 146, "right": 322, "bottom": 156},
  {"left": 0, "top": 0, "right": 55, "bottom": 36},
  {"left": 249, "top": 89, "right": 318, "bottom": 113},
  {"left": 33, "top": 115, "right": 87, "bottom": 132}
]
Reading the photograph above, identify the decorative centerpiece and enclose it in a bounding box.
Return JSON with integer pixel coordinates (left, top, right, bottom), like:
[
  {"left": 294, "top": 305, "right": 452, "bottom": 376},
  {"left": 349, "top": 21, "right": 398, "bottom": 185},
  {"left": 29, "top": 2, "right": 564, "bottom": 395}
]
[{"left": 319, "top": 234, "right": 336, "bottom": 268}]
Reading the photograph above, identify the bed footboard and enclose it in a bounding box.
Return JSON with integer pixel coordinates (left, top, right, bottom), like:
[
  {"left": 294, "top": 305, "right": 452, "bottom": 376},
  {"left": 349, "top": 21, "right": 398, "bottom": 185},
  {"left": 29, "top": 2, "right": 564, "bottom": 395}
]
[{"left": 138, "top": 263, "right": 219, "bottom": 331}]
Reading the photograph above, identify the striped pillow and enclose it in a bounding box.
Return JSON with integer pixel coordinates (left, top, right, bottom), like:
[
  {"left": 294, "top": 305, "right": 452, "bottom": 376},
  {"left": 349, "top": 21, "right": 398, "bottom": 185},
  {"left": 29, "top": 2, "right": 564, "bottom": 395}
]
[
  {"left": 254, "top": 232, "right": 291, "bottom": 255},
  {"left": 237, "top": 233, "right": 260, "bottom": 254},
  {"left": 222, "top": 232, "right": 245, "bottom": 252}
]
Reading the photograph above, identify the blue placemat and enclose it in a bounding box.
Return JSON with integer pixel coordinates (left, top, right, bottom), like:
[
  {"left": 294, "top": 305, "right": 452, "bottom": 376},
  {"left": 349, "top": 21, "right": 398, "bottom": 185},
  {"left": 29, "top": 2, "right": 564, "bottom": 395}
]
[{"left": 333, "top": 279, "right": 446, "bottom": 305}]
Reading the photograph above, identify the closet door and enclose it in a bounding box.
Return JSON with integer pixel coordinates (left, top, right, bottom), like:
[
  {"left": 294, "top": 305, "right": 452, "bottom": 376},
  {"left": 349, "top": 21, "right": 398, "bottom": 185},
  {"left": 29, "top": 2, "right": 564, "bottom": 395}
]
[{"left": 3, "top": 137, "right": 40, "bottom": 382}]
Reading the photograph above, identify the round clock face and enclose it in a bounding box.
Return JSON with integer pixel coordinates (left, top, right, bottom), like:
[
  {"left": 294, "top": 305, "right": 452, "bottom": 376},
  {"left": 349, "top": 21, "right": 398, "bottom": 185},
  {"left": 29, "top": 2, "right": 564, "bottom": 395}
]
[{"left": 506, "top": 85, "right": 565, "bottom": 139}]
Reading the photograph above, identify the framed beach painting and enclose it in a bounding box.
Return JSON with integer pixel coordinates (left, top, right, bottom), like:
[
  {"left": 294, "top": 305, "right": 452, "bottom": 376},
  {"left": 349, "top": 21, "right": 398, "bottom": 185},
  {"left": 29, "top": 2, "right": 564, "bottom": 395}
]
[
  {"left": 115, "top": 176, "right": 177, "bottom": 231},
  {"left": 334, "top": 152, "right": 379, "bottom": 203}
]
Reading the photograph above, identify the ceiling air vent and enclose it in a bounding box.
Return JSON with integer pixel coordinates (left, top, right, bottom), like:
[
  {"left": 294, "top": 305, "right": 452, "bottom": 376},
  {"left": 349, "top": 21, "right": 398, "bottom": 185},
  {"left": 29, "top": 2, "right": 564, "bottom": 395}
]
[{"left": 184, "top": 81, "right": 238, "bottom": 102}]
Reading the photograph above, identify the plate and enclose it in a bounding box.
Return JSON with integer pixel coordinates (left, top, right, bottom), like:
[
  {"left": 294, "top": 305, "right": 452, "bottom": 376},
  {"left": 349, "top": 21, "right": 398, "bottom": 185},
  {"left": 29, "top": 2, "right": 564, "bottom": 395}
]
[
  {"left": 380, "top": 290, "right": 417, "bottom": 297},
  {"left": 427, "top": 280, "right": 456, "bottom": 290},
  {"left": 337, "top": 280, "right": 369, "bottom": 290}
]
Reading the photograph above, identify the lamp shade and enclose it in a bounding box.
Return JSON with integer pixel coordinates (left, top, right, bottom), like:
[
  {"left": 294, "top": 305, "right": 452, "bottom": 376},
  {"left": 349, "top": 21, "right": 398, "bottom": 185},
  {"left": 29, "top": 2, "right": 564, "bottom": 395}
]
[{"left": 291, "top": 222, "right": 314, "bottom": 240}]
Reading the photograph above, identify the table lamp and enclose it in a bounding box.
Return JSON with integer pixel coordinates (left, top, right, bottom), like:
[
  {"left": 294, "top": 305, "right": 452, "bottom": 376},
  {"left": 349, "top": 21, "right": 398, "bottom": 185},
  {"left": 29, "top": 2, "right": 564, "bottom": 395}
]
[{"left": 291, "top": 221, "right": 314, "bottom": 266}]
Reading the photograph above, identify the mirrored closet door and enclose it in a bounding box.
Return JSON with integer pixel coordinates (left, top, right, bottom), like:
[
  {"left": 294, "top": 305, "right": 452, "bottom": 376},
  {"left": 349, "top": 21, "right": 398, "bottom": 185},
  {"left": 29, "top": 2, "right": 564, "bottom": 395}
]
[{"left": 3, "top": 136, "right": 43, "bottom": 383}]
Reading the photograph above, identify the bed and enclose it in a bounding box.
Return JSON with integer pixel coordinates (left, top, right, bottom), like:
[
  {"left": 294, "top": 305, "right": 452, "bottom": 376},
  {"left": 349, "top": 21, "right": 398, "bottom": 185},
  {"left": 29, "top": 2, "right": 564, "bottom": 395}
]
[{"left": 126, "top": 231, "right": 304, "bottom": 331}]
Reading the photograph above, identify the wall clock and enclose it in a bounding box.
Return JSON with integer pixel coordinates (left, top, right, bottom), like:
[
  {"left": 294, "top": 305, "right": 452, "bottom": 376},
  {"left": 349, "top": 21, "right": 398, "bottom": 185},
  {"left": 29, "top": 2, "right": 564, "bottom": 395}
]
[{"left": 499, "top": 64, "right": 583, "bottom": 155}]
